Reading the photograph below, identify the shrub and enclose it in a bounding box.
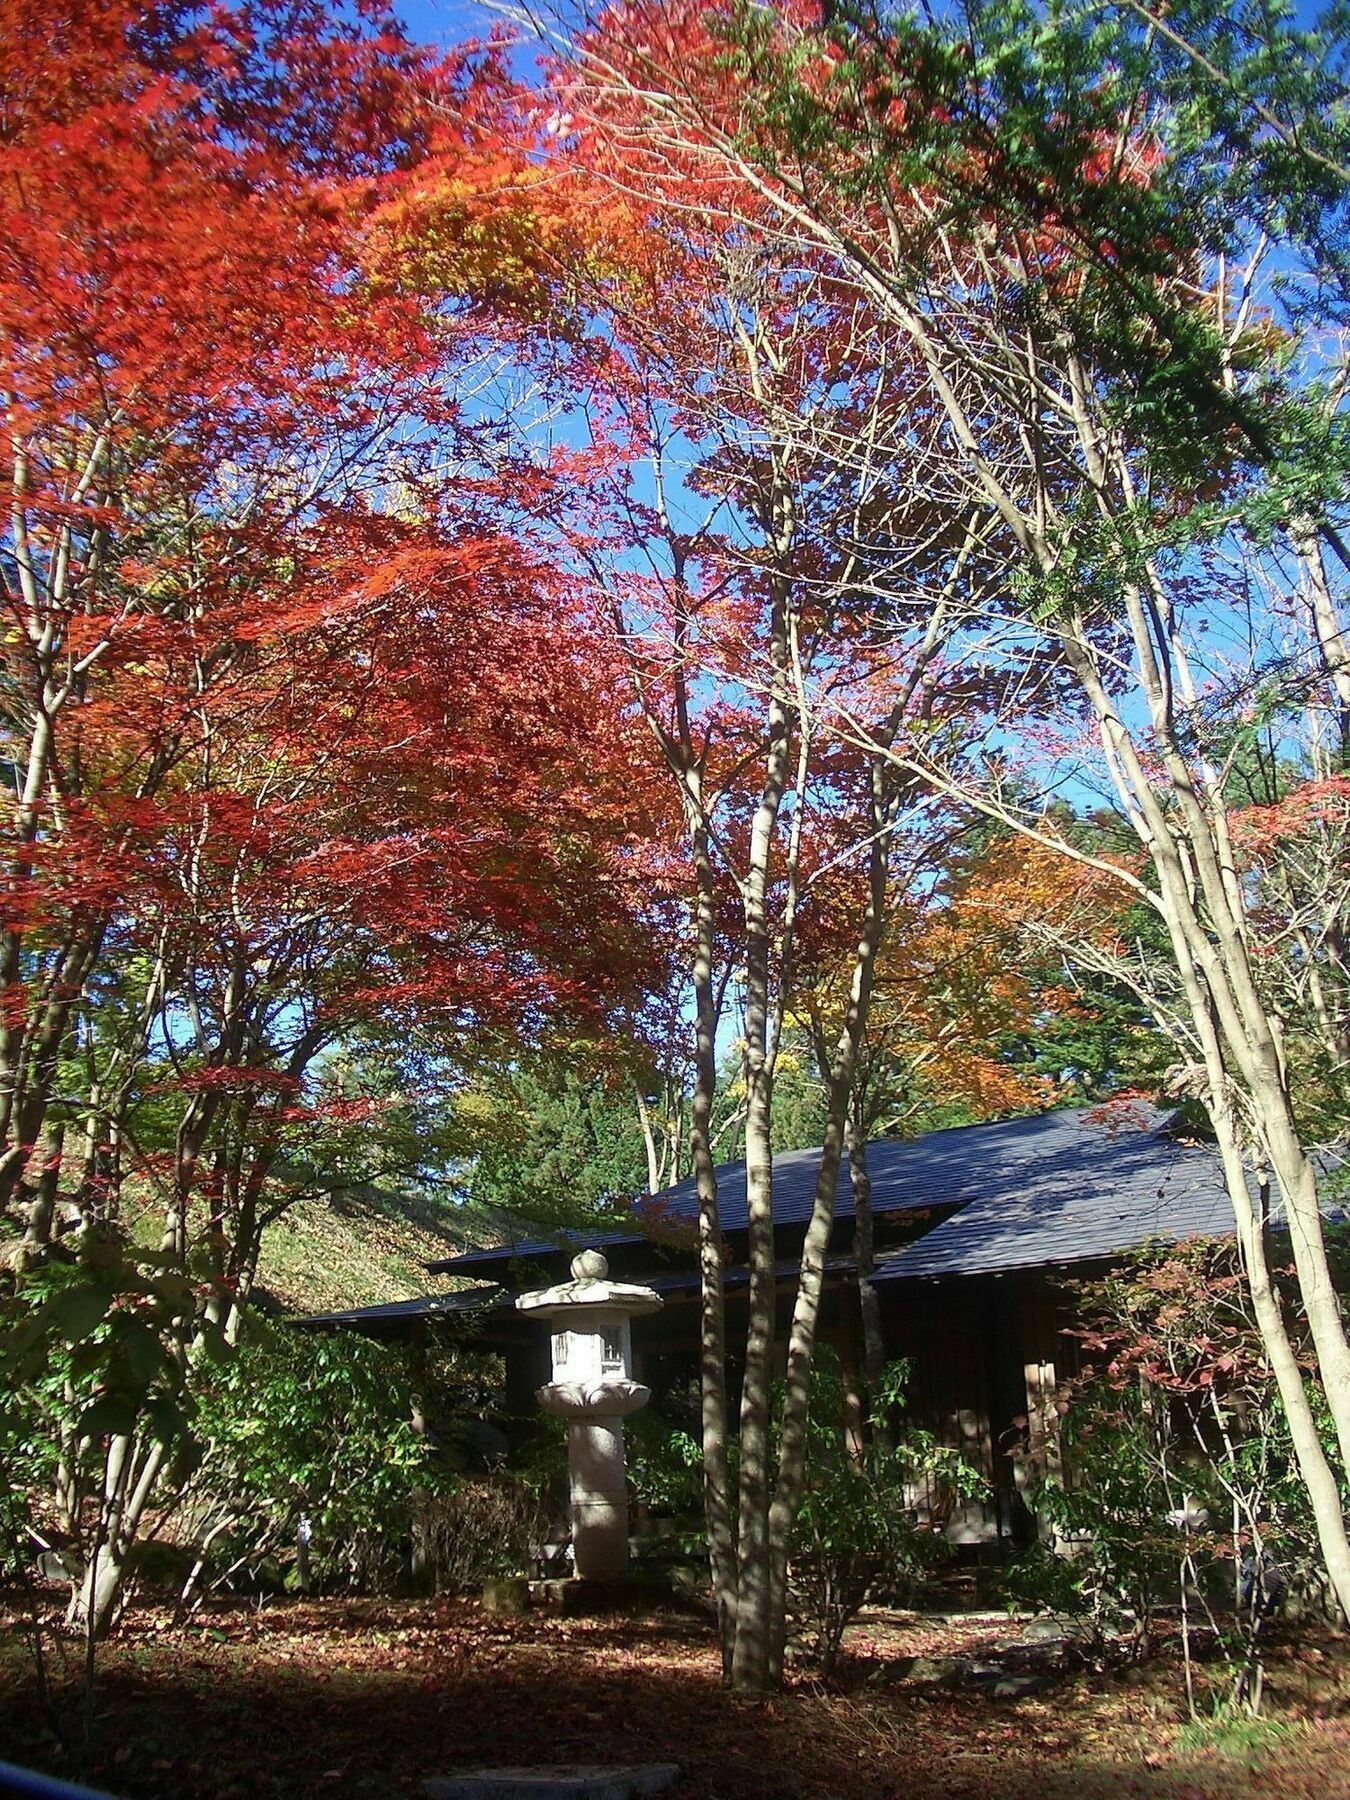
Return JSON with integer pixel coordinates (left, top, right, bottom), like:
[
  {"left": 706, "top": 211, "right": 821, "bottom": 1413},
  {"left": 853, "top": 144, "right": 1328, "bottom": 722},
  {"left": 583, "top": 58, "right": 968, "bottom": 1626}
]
[
  {"left": 1013, "top": 1376, "right": 1195, "bottom": 1648},
  {"left": 182, "top": 1321, "right": 445, "bottom": 1601},
  {"left": 786, "top": 1353, "right": 983, "bottom": 1679},
  {"left": 0, "top": 1232, "right": 219, "bottom": 1637},
  {"left": 412, "top": 1477, "right": 551, "bottom": 1591},
  {"left": 625, "top": 1408, "right": 704, "bottom": 1523},
  {"left": 1011, "top": 1239, "right": 1344, "bottom": 1705}
]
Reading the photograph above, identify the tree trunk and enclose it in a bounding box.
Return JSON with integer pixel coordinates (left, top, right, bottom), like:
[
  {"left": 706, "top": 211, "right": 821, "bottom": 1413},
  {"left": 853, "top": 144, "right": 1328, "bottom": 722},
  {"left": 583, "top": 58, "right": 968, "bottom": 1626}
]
[
  {"left": 688, "top": 799, "right": 737, "bottom": 1674},
  {"left": 846, "top": 1112, "right": 890, "bottom": 1452},
  {"left": 20, "top": 1119, "right": 65, "bottom": 1259},
  {"left": 70, "top": 1434, "right": 166, "bottom": 1641},
  {"left": 764, "top": 793, "right": 890, "bottom": 1685},
  {"left": 1062, "top": 620, "right": 1350, "bottom": 1483},
  {"left": 1292, "top": 520, "right": 1350, "bottom": 757},
  {"left": 730, "top": 572, "right": 794, "bottom": 1695},
  {"left": 0, "top": 920, "right": 106, "bottom": 1212},
  {"left": 1209, "top": 1091, "right": 1350, "bottom": 1620},
  {"left": 1057, "top": 625, "right": 1350, "bottom": 1613}
]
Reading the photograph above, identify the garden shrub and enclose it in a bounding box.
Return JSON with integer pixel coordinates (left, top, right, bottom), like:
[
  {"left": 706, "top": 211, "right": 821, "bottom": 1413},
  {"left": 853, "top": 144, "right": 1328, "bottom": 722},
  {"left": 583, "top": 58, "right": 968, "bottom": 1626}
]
[
  {"left": 1009, "top": 1376, "right": 1195, "bottom": 1648},
  {"left": 785, "top": 1352, "right": 983, "bottom": 1679},
  {"left": 625, "top": 1408, "right": 704, "bottom": 1524},
  {"left": 0, "top": 1231, "right": 220, "bottom": 1634},
  {"left": 412, "top": 1477, "right": 552, "bottom": 1591},
  {"left": 182, "top": 1322, "right": 447, "bottom": 1601},
  {"left": 1010, "top": 1239, "right": 1344, "bottom": 1703}
]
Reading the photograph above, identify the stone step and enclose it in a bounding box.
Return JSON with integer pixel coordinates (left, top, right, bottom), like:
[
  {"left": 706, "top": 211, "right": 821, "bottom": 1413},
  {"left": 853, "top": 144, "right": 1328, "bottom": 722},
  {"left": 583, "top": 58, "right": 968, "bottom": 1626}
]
[{"left": 425, "top": 1765, "right": 680, "bottom": 1800}]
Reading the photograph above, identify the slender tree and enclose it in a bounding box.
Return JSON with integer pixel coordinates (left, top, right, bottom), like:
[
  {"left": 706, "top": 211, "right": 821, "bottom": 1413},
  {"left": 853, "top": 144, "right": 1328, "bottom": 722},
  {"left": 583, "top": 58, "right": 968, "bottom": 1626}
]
[
  {"left": 546, "top": 0, "right": 1350, "bottom": 1613},
  {"left": 524, "top": 33, "right": 1007, "bottom": 1684}
]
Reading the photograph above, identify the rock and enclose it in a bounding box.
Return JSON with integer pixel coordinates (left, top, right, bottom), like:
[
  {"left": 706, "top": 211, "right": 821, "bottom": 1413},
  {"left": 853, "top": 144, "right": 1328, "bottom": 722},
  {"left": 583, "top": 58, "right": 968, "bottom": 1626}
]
[
  {"left": 479, "top": 1577, "right": 531, "bottom": 1617},
  {"left": 900, "top": 1655, "right": 968, "bottom": 1687},
  {"left": 425, "top": 1765, "right": 680, "bottom": 1800},
  {"left": 1017, "top": 1618, "right": 1070, "bottom": 1643},
  {"left": 991, "top": 1674, "right": 1052, "bottom": 1701},
  {"left": 963, "top": 1662, "right": 1006, "bottom": 1688},
  {"left": 34, "top": 1549, "right": 80, "bottom": 1582},
  {"left": 527, "top": 1576, "right": 671, "bottom": 1616},
  {"left": 666, "top": 1564, "right": 708, "bottom": 1600}
]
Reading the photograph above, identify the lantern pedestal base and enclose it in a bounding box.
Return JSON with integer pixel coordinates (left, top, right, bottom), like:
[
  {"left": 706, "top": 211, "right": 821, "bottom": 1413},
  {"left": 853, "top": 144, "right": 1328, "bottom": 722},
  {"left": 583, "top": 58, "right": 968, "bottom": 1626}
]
[
  {"left": 528, "top": 1574, "right": 673, "bottom": 1616},
  {"left": 567, "top": 1418, "right": 630, "bottom": 1579}
]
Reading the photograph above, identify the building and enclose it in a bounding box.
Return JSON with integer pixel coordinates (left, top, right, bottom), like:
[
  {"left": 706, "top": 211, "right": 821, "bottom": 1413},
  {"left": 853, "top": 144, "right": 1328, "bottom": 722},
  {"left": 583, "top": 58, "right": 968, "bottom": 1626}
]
[{"left": 306, "top": 1105, "right": 1239, "bottom": 1542}]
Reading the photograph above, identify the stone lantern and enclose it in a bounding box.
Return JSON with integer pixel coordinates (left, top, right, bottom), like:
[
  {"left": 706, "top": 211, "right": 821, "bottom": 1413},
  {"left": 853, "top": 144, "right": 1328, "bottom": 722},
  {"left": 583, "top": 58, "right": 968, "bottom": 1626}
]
[{"left": 516, "top": 1250, "right": 662, "bottom": 1582}]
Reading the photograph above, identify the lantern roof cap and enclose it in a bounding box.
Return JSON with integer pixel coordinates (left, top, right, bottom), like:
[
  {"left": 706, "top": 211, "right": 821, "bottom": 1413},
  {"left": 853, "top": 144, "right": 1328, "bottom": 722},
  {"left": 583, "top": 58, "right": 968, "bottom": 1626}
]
[{"left": 515, "top": 1249, "right": 662, "bottom": 1318}]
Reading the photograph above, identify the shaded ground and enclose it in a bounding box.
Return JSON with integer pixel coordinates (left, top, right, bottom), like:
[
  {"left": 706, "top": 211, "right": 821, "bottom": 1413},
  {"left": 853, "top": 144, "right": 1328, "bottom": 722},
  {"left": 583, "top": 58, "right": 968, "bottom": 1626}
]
[{"left": 3, "top": 1594, "right": 1349, "bottom": 1799}]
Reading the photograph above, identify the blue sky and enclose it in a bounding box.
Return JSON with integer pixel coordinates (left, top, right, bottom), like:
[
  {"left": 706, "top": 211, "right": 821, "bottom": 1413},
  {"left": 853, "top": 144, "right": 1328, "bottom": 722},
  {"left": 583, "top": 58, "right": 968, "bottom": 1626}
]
[
  {"left": 397, "top": 0, "right": 1338, "bottom": 50},
  {"left": 400, "top": 0, "right": 533, "bottom": 51}
]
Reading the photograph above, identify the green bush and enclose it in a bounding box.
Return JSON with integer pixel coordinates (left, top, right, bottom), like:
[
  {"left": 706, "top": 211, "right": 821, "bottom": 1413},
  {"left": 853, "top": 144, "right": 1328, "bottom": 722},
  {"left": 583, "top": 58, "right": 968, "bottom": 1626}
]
[
  {"left": 786, "top": 1353, "right": 983, "bottom": 1679},
  {"left": 625, "top": 1408, "right": 704, "bottom": 1521},
  {"left": 183, "top": 1322, "right": 447, "bottom": 1600},
  {"left": 0, "top": 1231, "right": 216, "bottom": 1630},
  {"left": 1012, "top": 1379, "right": 1190, "bottom": 1646}
]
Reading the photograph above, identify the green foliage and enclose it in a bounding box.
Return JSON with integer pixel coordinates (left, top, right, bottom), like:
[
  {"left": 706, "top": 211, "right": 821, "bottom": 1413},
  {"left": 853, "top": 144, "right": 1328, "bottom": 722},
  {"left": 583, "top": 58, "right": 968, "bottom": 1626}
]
[
  {"left": 0, "top": 1230, "right": 221, "bottom": 1564},
  {"left": 785, "top": 1353, "right": 983, "bottom": 1678},
  {"left": 625, "top": 1407, "right": 705, "bottom": 1522},
  {"left": 1018, "top": 1378, "right": 1194, "bottom": 1643},
  {"left": 1174, "top": 1710, "right": 1300, "bottom": 1761},
  {"left": 458, "top": 1057, "right": 654, "bottom": 1236},
  {"left": 4, "top": 1235, "right": 212, "bottom": 1448},
  {"left": 719, "top": 0, "right": 1350, "bottom": 578},
  {"left": 185, "top": 1323, "right": 445, "bottom": 1596}
]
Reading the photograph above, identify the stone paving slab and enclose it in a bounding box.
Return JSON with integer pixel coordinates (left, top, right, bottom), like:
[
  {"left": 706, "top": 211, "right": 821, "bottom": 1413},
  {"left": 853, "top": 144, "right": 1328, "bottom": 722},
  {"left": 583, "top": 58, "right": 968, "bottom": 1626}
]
[{"left": 424, "top": 1765, "right": 680, "bottom": 1800}]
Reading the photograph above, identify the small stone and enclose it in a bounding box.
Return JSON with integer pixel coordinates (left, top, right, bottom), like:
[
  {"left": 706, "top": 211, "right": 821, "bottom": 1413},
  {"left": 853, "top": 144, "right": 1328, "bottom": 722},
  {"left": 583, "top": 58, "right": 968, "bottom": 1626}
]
[
  {"left": 1017, "top": 1618, "right": 1069, "bottom": 1643},
  {"left": 34, "top": 1548, "right": 80, "bottom": 1582},
  {"left": 667, "top": 1565, "right": 707, "bottom": 1599},
  {"left": 901, "top": 1655, "right": 967, "bottom": 1687},
  {"left": 962, "top": 1662, "right": 1005, "bottom": 1689},
  {"left": 425, "top": 1764, "right": 680, "bottom": 1800}
]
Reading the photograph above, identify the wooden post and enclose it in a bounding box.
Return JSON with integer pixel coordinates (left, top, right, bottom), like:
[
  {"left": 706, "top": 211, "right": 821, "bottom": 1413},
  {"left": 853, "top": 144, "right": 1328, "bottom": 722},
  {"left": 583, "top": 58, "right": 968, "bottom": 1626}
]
[
  {"left": 408, "top": 1319, "right": 429, "bottom": 1438},
  {"left": 1019, "top": 1276, "right": 1064, "bottom": 1544},
  {"left": 407, "top": 1321, "right": 431, "bottom": 1590}
]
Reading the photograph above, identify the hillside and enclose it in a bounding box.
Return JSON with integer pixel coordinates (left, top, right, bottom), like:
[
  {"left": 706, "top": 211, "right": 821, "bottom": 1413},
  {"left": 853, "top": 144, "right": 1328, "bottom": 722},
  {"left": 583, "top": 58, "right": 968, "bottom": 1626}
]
[{"left": 252, "top": 1186, "right": 475, "bottom": 1318}]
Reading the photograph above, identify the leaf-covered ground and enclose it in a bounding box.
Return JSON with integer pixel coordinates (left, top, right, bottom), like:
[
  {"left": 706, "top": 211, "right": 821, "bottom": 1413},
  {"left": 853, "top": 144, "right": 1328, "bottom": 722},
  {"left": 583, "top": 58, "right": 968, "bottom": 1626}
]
[{"left": 3, "top": 1596, "right": 1349, "bottom": 1799}]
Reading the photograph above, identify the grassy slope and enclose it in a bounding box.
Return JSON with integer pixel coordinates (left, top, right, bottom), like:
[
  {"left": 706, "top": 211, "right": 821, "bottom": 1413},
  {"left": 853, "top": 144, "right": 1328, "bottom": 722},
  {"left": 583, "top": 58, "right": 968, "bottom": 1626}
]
[
  {"left": 253, "top": 1186, "right": 475, "bottom": 1317},
  {"left": 1, "top": 1180, "right": 559, "bottom": 1320}
]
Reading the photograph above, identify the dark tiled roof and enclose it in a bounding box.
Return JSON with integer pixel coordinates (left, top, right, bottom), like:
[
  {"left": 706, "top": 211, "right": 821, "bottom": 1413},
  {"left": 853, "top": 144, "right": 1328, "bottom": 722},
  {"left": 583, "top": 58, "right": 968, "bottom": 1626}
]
[
  {"left": 299, "top": 1286, "right": 503, "bottom": 1329},
  {"left": 430, "top": 1224, "right": 641, "bottom": 1272},
  {"left": 296, "top": 1109, "right": 1348, "bottom": 1333},
  {"left": 624, "top": 1253, "right": 857, "bottom": 1298},
  {"left": 427, "top": 1131, "right": 965, "bottom": 1275},
  {"left": 294, "top": 1256, "right": 860, "bottom": 1332},
  {"left": 871, "top": 1107, "right": 1233, "bottom": 1280},
  {"left": 430, "top": 1106, "right": 1246, "bottom": 1284},
  {"left": 637, "top": 1136, "right": 968, "bottom": 1230},
  {"left": 297, "top": 1109, "right": 1304, "bottom": 1333}
]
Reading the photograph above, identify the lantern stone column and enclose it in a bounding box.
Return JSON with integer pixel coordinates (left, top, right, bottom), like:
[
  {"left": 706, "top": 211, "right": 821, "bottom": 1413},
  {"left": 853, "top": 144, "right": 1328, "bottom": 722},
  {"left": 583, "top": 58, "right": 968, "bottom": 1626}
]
[{"left": 516, "top": 1250, "right": 662, "bottom": 1581}]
